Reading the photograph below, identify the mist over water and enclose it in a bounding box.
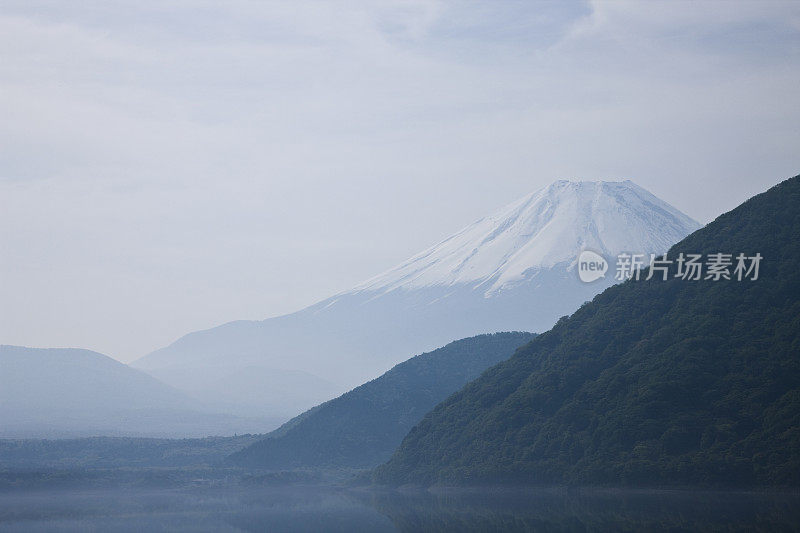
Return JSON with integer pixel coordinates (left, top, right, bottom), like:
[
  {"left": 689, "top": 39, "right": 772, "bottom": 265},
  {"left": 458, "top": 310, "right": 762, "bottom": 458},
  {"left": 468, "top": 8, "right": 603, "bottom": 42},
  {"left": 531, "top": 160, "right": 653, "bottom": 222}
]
[{"left": 2, "top": 484, "right": 799, "bottom": 532}]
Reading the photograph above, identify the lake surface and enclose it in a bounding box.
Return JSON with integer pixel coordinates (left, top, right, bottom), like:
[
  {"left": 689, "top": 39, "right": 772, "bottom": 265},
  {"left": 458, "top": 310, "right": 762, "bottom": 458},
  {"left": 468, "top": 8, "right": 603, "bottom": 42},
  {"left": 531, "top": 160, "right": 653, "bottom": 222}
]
[{"left": 1, "top": 485, "right": 799, "bottom": 531}]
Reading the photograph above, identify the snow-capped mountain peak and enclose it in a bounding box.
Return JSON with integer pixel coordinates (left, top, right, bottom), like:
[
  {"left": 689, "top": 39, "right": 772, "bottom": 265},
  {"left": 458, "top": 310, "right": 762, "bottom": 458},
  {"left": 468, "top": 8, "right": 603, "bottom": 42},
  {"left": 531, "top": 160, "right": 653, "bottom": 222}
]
[
  {"left": 352, "top": 180, "right": 701, "bottom": 295},
  {"left": 134, "top": 178, "right": 702, "bottom": 421}
]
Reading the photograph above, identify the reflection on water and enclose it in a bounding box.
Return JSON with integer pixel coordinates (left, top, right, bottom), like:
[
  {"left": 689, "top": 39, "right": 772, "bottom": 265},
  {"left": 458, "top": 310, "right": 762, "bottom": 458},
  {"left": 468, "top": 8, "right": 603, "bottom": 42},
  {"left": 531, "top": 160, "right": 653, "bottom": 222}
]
[
  {"left": 359, "top": 488, "right": 800, "bottom": 532},
  {"left": 0, "top": 487, "right": 392, "bottom": 533},
  {"left": 1, "top": 485, "right": 798, "bottom": 532}
]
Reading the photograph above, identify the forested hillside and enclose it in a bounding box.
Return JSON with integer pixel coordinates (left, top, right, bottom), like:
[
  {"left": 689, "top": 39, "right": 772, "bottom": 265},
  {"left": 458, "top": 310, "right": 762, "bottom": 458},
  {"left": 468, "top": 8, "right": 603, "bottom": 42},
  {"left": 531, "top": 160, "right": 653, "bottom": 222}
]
[
  {"left": 230, "top": 332, "right": 535, "bottom": 469},
  {"left": 374, "top": 175, "right": 800, "bottom": 488}
]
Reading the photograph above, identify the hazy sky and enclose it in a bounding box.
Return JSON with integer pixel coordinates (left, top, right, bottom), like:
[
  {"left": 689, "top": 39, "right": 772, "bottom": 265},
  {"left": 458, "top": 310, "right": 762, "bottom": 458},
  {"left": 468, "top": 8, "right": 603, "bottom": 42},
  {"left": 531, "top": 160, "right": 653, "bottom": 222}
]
[{"left": 2, "top": 0, "right": 799, "bottom": 362}]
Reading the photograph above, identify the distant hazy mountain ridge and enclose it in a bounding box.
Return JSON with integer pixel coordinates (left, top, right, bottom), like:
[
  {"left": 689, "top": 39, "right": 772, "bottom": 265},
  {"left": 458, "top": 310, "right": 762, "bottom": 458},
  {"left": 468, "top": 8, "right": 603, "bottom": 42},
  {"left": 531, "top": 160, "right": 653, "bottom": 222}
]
[{"left": 0, "top": 345, "right": 282, "bottom": 438}]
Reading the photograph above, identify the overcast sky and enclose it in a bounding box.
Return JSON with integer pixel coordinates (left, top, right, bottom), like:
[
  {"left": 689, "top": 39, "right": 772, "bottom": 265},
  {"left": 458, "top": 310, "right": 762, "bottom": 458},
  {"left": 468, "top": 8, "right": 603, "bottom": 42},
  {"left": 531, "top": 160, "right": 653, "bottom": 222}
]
[{"left": 1, "top": 0, "right": 799, "bottom": 362}]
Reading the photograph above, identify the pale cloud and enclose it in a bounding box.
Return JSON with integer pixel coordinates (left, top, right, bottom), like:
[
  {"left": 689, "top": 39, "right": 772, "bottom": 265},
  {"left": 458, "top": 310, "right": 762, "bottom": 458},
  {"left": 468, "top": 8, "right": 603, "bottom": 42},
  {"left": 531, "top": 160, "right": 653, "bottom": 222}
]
[{"left": 1, "top": 1, "right": 798, "bottom": 361}]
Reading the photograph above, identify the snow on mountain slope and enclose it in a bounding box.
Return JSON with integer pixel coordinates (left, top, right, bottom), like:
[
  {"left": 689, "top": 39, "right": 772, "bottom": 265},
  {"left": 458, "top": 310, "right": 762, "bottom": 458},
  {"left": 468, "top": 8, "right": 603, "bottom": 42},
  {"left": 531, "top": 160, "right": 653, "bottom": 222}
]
[
  {"left": 132, "top": 179, "right": 701, "bottom": 427},
  {"left": 353, "top": 180, "right": 699, "bottom": 295}
]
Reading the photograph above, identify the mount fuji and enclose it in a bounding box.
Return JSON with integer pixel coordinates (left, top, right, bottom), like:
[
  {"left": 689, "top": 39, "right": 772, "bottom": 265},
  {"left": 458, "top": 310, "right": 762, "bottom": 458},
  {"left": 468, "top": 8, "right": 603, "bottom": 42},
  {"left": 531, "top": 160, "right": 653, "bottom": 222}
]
[{"left": 132, "top": 180, "right": 701, "bottom": 422}]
